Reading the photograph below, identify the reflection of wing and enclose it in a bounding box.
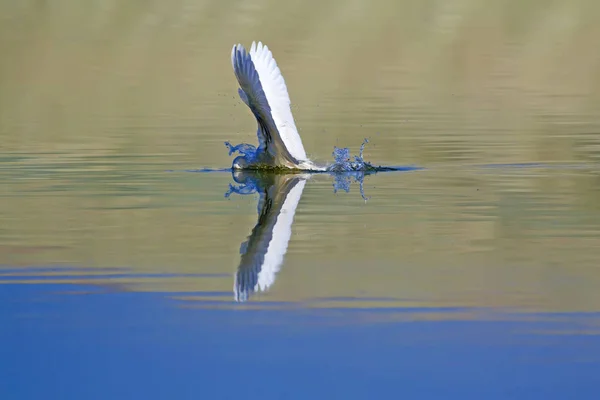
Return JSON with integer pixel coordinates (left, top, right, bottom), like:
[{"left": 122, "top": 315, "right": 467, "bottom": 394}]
[
  {"left": 231, "top": 42, "right": 307, "bottom": 168},
  {"left": 234, "top": 173, "right": 309, "bottom": 302}
]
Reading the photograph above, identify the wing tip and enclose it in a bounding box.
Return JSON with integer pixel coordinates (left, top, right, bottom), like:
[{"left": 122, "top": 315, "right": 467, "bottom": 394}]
[{"left": 231, "top": 43, "right": 250, "bottom": 64}]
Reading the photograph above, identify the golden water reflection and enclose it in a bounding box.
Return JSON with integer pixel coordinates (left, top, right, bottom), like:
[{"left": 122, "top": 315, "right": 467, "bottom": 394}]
[{"left": 1, "top": 1, "right": 600, "bottom": 319}]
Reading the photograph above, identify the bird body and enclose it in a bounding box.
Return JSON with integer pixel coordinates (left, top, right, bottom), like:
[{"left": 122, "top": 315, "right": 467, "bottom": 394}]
[{"left": 230, "top": 42, "right": 326, "bottom": 171}]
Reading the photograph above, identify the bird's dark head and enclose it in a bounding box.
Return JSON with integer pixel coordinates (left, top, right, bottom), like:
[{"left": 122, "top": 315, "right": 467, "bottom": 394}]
[{"left": 232, "top": 155, "right": 250, "bottom": 170}]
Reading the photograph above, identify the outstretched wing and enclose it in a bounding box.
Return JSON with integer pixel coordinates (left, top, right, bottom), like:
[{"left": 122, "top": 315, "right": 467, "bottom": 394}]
[{"left": 231, "top": 42, "right": 308, "bottom": 163}]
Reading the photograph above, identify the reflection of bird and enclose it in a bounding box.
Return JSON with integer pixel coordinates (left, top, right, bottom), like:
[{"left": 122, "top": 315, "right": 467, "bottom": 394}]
[
  {"left": 233, "top": 171, "right": 309, "bottom": 302},
  {"left": 230, "top": 42, "right": 325, "bottom": 171}
]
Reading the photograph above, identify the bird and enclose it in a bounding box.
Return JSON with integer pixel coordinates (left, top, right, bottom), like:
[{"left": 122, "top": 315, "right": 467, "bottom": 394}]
[
  {"left": 230, "top": 41, "right": 326, "bottom": 171},
  {"left": 232, "top": 171, "right": 310, "bottom": 302}
]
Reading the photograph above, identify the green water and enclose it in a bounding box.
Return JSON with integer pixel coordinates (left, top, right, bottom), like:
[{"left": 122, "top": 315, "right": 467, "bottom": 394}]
[{"left": 2, "top": 0, "right": 600, "bottom": 322}]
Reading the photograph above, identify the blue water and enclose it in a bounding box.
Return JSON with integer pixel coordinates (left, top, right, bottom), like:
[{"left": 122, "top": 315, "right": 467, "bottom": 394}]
[
  {"left": 1, "top": 279, "right": 599, "bottom": 400},
  {"left": 4, "top": 150, "right": 600, "bottom": 399}
]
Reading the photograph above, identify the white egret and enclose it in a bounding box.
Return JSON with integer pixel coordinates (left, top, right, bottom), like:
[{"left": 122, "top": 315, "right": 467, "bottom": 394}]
[{"left": 230, "top": 41, "right": 326, "bottom": 171}]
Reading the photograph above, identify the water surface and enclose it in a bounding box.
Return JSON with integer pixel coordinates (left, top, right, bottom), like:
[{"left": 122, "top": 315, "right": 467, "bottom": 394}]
[{"left": 2, "top": 1, "right": 600, "bottom": 398}]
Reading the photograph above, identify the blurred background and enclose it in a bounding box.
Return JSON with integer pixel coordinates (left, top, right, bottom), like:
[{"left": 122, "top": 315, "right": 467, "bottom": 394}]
[
  {"left": 1, "top": 0, "right": 600, "bottom": 312},
  {"left": 2, "top": 0, "right": 599, "bottom": 165}
]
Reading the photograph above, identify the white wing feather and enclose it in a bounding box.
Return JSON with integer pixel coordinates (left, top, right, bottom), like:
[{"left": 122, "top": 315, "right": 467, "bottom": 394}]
[
  {"left": 248, "top": 42, "right": 307, "bottom": 161},
  {"left": 231, "top": 41, "right": 308, "bottom": 162},
  {"left": 231, "top": 44, "right": 271, "bottom": 152}
]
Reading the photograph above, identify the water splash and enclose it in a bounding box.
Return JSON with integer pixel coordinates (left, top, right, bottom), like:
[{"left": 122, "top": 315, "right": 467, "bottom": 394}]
[
  {"left": 326, "top": 138, "right": 376, "bottom": 172},
  {"left": 327, "top": 139, "right": 379, "bottom": 200},
  {"left": 223, "top": 138, "right": 425, "bottom": 201},
  {"left": 224, "top": 138, "right": 388, "bottom": 200},
  {"left": 224, "top": 141, "right": 307, "bottom": 172},
  {"left": 224, "top": 138, "right": 393, "bottom": 173},
  {"left": 224, "top": 141, "right": 257, "bottom": 159}
]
